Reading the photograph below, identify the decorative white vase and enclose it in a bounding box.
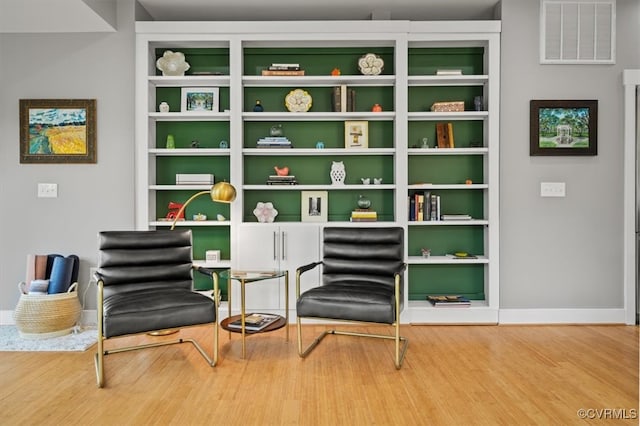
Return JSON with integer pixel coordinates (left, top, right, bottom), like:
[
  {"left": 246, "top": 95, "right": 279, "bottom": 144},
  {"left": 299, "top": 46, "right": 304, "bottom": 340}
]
[{"left": 330, "top": 161, "right": 346, "bottom": 185}]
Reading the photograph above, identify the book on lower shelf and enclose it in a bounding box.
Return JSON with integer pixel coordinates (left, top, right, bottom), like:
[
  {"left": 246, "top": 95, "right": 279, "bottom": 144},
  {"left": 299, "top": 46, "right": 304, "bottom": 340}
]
[
  {"left": 350, "top": 209, "right": 377, "bottom": 221},
  {"left": 427, "top": 295, "right": 471, "bottom": 307},
  {"left": 440, "top": 214, "right": 472, "bottom": 221},
  {"left": 227, "top": 313, "right": 281, "bottom": 331}
]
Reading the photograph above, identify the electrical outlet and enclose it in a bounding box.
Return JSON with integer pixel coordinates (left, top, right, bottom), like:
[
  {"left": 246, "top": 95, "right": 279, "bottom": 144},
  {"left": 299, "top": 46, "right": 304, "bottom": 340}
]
[
  {"left": 37, "top": 183, "right": 58, "bottom": 198},
  {"left": 540, "top": 182, "right": 566, "bottom": 197},
  {"left": 89, "top": 267, "right": 98, "bottom": 282}
]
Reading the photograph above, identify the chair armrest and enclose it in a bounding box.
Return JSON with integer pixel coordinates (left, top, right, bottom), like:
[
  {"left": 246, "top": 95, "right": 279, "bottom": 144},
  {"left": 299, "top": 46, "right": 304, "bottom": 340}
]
[
  {"left": 394, "top": 263, "right": 407, "bottom": 277},
  {"left": 296, "top": 261, "right": 322, "bottom": 299},
  {"left": 193, "top": 265, "right": 220, "bottom": 307},
  {"left": 296, "top": 261, "right": 322, "bottom": 276},
  {"left": 193, "top": 265, "right": 216, "bottom": 278}
]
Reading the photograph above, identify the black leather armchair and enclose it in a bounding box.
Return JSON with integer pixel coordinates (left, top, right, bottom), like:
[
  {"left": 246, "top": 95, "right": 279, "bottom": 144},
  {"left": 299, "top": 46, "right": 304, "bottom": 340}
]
[
  {"left": 296, "top": 227, "right": 408, "bottom": 369},
  {"left": 94, "top": 230, "right": 218, "bottom": 388}
]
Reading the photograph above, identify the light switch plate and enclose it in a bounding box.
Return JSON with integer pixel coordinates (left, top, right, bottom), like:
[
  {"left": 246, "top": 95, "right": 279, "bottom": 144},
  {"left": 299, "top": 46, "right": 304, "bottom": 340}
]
[
  {"left": 540, "top": 182, "right": 565, "bottom": 197},
  {"left": 37, "top": 183, "right": 58, "bottom": 198}
]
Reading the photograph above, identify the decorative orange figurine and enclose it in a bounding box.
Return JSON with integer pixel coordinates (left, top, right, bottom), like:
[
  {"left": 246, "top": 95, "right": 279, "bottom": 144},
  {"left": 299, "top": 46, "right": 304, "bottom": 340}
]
[
  {"left": 465, "top": 179, "right": 473, "bottom": 185},
  {"left": 372, "top": 103, "right": 382, "bottom": 112},
  {"left": 331, "top": 68, "right": 341, "bottom": 76},
  {"left": 274, "top": 166, "right": 290, "bottom": 176}
]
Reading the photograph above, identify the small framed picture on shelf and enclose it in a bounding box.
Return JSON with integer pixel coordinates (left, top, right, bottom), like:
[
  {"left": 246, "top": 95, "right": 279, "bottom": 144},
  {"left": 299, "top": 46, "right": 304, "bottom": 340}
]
[
  {"left": 344, "top": 120, "right": 368, "bottom": 149},
  {"left": 530, "top": 99, "right": 598, "bottom": 156},
  {"left": 301, "top": 191, "right": 328, "bottom": 222},
  {"left": 181, "top": 87, "right": 219, "bottom": 113}
]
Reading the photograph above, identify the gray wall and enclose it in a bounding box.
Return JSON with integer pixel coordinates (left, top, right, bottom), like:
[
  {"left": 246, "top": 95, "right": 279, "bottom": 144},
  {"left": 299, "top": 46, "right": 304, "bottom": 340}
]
[
  {"left": 500, "top": 0, "right": 639, "bottom": 309},
  {"left": 0, "top": 0, "right": 135, "bottom": 315},
  {"left": 0, "top": 0, "right": 638, "bottom": 319}
]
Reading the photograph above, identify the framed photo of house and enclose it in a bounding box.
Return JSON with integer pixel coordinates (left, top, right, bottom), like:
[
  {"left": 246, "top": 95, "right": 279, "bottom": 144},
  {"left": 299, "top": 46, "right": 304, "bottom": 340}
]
[
  {"left": 20, "top": 99, "right": 97, "bottom": 164},
  {"left": 344, "top": 120, "right": 368, "bottom": 149},
  {"left": 530, "top": 100, "right": 598, "bottom": 156},
  {"left": 181, "top": 87, "right": 219, "bottom": 113},
  {"left": 301, "top": 191, "right": 328, "bottom": 222}
]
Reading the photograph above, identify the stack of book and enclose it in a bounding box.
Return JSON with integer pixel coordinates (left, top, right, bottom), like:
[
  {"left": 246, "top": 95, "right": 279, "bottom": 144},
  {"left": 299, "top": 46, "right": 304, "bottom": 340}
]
[
  {"left": 175, "top": 173, "right": 214, "bottom": 185},
  {"left": 350, "top": 209, "right": 377, "bottom": 222},
  {"left": 427, "top": 295, "right": 471, "bottom": 307},
  {"left": 331, "top": 85, "right": 356, "bottom": 112},
  {"left": 436, "top": 69, "right": 463, "bottom": 76},
  {"left": 266, "top": 175, "right": 298, "bottom": 185},
  {"left": 256, "top": 137, "right": 292, "bottom": 148},
  {"left": 227, "top": 313, "right": 281, "bottom": 331},
  {"left": 408, "top": 191, "right": 441, "bottom": 222},
  {"left": 261, "top": 63, "right": 305, "bottom": 76},
  {"left": 441, "top": 214, "right": 472, "bottom": 221}
]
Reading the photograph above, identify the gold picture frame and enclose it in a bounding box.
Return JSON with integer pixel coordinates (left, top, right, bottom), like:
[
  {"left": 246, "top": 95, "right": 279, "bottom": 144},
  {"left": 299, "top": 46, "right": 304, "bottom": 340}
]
[
  {"left": 344, "top": 120, "right": 368, "bottom": 149},
  {"left": 20, "top": 99, "right": 96, "bottom": 164}
]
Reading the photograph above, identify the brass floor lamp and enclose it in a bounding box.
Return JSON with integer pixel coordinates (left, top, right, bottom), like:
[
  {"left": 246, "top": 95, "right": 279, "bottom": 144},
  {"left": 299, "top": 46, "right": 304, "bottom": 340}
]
[
  {"left": 170, "top": 181, "right": 237, "bottom": 230},
  {"left": 150, "top": 181, "right": 236, "bottom": 336}
]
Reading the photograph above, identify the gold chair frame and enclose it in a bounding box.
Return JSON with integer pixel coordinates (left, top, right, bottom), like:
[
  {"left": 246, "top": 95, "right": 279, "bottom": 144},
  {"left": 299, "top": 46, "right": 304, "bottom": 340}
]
[
  {"left": 94, "top": 267, "right": 219, "bottom": 388},
  {"left": 295, "top": 264, "right": 408, "bottom": 369}
]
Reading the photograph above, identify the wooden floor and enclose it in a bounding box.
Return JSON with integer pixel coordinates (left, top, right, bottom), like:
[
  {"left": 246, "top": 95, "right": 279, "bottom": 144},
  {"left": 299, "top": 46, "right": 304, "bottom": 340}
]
[{"left": 0, "top": 324, "right": 637, "bottom": 425}]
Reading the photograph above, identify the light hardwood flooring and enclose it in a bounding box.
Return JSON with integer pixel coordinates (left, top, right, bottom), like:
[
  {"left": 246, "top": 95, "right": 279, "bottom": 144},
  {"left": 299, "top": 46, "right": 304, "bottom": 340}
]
[{"left": 0, "top": 324, "right": 638, "bottom": 425}]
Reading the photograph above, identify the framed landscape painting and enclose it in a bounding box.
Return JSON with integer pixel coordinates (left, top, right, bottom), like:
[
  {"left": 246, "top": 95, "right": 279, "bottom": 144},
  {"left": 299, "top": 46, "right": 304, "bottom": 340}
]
[
  {"left": 181, "top": 87, "right": 219, "bottom": 113},
  {"left": 20, "top": 99, "right": 97, "bottom": 164},
  {"left": 530, "top": 100, "right": 597, "bottom": 156}
]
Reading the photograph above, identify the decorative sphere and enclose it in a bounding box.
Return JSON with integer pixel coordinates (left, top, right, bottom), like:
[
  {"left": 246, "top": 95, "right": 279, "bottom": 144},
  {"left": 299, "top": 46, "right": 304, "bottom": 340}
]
[{"left": 357, "top": 195, "right": 372, "bottom": 209}]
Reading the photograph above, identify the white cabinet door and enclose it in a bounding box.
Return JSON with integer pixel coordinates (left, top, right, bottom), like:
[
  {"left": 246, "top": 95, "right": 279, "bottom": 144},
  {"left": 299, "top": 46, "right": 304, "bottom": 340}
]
[
  {"left": 236, "top": 224, "right": 320, "bottom": 312},
  {"left": 279, "top": 225, "right": 321, "bottom": 310}
]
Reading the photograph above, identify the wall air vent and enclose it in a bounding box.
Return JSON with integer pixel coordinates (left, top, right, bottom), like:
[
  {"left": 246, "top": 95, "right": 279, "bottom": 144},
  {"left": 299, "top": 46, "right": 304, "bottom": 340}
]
[{"left": 540, "top": 0, "right": 616, "bottom": 64}]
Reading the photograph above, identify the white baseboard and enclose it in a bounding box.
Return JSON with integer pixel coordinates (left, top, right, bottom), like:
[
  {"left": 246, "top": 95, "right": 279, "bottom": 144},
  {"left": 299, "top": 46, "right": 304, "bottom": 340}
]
[
  {"left": 0, "top": 310, "right": 15, "bottom": 325},
  {"left": 499, "top": 308, "right": 628, "bottom": 324}
]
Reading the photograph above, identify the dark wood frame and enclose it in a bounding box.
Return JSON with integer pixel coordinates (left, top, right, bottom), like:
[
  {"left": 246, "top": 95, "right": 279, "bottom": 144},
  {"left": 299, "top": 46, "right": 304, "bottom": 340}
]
[
  {"left": 530, "top": 99, "right": 598, "bottom": 156},
  {"left": 20, "top": 99, "right": 96, "bottom": 164}
]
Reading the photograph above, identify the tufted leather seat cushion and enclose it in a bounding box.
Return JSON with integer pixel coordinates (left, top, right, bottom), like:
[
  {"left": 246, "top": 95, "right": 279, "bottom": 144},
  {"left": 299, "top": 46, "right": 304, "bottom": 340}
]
[
  {"left": 97, "top": 230, "right": 216, "bottom": 338},
  {"left": 297, "top": 227, "right": 404, "bottom": 324}
]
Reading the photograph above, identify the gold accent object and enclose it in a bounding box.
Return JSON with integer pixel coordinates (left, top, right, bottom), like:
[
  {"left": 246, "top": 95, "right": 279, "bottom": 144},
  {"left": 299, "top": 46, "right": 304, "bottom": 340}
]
[
  {"left": 170, "top": 181, "right": 237, "bottom": 230},
  {"left": 221, "top": 270, "right": 289, "bottom": 359}
]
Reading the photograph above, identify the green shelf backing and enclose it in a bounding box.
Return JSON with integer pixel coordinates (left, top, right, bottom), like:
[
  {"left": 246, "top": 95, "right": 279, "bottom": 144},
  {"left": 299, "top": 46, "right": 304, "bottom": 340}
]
[
  {"left": 244, "top": 86, "right": 393, "bottom": 113},
  {"left": 408, "top": 156, "right": 484, "bottom": 184},
  {"left": 156, "top": 156, "right": 230, "bottom": 184},
  {"left": 244, "top": 121, "right": 393, "bottom": 149},
  {"left": 155, "top": 87, "right": 231, "bottom": 113},
  {"left": 244, "top": 155, "right": 394, "bottom": 185},
  {"left": 243, "top": 47, "right": 395, "bottom": 76},
  {"left": 408, "top": 225, "right": 485, "bottom": 257},
  {"left": 154, "top": 48, "right": 230, "bottom": 76},
  {"left": 243, "top": 189, "right": 395, "bottom": 222},
  {"left": 408, "top": 121, "right": 483, "bottom": 149},
  {"left": 408, "top": 47, "right": 484, "bottom": 76},
  {"left": 408, "top": 86, "right": 483, "bottom": 113},
  {"left": 155, "top": 190, "right": 231, "bottom": 222},
  {"left": 408, "top": 264, "right": 485, "bottom": 300},
  {"left": 156, "top": 121, "right": 230, "bottom": 149}
]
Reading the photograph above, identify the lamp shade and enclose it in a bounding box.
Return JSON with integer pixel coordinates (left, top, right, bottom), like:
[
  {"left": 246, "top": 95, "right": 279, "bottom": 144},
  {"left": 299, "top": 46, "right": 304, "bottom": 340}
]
[{"left": 210, "top": 181, "right": 236, "bottom": 203}]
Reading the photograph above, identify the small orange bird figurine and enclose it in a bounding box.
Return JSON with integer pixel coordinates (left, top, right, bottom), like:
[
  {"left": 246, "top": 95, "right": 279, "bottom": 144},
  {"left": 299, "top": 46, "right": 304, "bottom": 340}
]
[{"left": 274, "top": 166, "right": 289, "bottom": 176}]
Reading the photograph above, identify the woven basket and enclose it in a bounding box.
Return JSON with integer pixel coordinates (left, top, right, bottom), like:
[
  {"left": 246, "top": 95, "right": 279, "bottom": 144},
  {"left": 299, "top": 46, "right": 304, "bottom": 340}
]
[{"left": 14, "top": 282, "right": 82, "bottom": 339}]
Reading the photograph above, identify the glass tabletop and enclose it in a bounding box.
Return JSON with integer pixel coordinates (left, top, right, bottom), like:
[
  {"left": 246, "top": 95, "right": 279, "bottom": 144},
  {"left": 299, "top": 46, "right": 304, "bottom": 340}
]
[{"left": 219, "top": 270, "right": 286, "bottom": 282}]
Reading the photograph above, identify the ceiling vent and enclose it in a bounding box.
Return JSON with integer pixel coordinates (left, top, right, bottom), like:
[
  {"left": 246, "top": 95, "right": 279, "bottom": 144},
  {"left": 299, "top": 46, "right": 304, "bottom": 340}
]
[{"left": 540, "top": 0, "right": 616, "bottom": 64}]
